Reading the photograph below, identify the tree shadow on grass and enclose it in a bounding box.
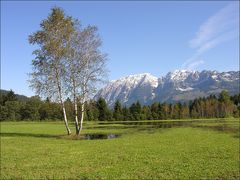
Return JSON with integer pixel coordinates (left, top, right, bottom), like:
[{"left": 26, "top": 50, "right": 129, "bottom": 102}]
[
  {"left": 0, "top": 132, "right": 121, "bottom": 140},
  {"left": 0, "top": 132, "right": 60, "bottom": 139}
]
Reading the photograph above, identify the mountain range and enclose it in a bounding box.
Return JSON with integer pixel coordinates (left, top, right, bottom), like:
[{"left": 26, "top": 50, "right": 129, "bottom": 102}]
[{"left": 94, "top": 70, "right": 240, "bottom": 107}]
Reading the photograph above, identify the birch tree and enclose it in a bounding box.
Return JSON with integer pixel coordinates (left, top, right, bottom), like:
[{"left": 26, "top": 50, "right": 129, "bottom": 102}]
[
  {"left": 29, "top": 7, "right": 74, "bottom": 135},
  {"left": 67, "top": 25, "right": 108, "bottom": 135}
]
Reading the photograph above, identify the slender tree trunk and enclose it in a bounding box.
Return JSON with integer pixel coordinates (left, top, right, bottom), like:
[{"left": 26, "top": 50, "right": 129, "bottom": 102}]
[
  {"left": 77, "top": 76, "right": 86, "bottom": 135},
  {"left": 55, "top": 67, "right": 71, "bottom": 135},
  {"left": 59, "top": 90, "right": 71, "bottom": 135},
  {"left": 74, "top": 94, "right": 80, "bottom": 134},
  {"left": 62, "top": 103, "right": 72, "bottom": 135},
  {"left": 78, "top": 102, "right": 85, "bottom": 135}
]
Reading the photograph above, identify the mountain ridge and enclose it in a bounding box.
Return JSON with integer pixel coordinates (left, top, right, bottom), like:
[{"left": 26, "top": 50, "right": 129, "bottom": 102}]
[{"left": 94, "top": 70, "right": 240, "bottom": 107}]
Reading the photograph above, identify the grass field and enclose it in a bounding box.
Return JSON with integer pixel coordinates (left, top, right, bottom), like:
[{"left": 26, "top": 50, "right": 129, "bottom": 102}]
[{"left": 1, "top": 119, "right": 239, "bottom": 179}]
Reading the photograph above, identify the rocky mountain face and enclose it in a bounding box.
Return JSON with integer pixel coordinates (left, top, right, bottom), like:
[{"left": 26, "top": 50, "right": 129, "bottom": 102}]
[{"left": 94, "top": 70, "right": 240, "bottom": 107}]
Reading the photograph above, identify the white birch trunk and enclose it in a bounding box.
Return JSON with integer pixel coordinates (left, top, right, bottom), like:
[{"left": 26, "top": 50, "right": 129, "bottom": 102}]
[
  {"left": 56, "top": 67, "right": 71, "bottom": 135},
  {"left": 74, "top": 98, "right": 80, "bottom": 134},
  {"left": 62, "top": 104, "right": 72, "bottom": 135},
  {"left": 78, "top": 101, "right": 85, "bottom": 135},
  {"left": 72, "top": 78, "right": 80, "bottom": 134}
]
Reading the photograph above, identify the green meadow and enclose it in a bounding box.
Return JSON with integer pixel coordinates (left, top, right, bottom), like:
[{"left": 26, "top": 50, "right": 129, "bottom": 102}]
[{"left": 1, "top": 119, "right": 239, "bottom": 179}]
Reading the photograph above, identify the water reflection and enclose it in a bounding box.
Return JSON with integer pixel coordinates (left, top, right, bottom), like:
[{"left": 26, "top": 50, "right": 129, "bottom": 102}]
[
  {"left": 84, "top": 133, "right": 119, "bottom": 140},
  {"left": 91, "top": 119, "right": 239, "bottom": 134}
]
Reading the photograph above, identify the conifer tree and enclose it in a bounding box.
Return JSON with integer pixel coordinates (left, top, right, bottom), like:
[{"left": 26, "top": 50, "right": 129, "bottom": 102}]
[
  {"left": 113, "top": 100, "right": 123, "bottom": 120},
  {"left": 97, "top": 98, "right": 111, "bottom": 121}
]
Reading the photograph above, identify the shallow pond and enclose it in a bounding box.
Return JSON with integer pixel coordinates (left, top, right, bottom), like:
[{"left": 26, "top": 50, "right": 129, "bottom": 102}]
[
  {"left": 84, "top": 133, "right": 119, "bottom": 140},
  {"left": 94, "top": 119, "right": 239, "bottom": 134}
]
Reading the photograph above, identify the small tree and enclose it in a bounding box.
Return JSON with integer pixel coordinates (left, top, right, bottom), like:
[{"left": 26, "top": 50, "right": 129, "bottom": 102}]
[
  {"left": 29, "top": 7, "right": 74, "bottom": 134},
  {"left": 29, "top": 7, "right": 107, "bottom": 135},
  {"left": 218, "top": 90, "right": 235, "bottom": 117},
  {"left": 113, "top": 100, "right": 123, "bottom": 120},
  {"left": 97, "top": 98, "right": 111, "bottom": 121},
  {"left": 130, "top": 101, "right": 142, "bottom": 120},
  {"left": 66, "top": 24, "right": 108, "bottom": 134}
]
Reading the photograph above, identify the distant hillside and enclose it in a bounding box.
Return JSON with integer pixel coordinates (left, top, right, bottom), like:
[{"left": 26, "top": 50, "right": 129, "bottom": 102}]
[{"left": 0, "top": 89, "right": 30, "bottom": 101}]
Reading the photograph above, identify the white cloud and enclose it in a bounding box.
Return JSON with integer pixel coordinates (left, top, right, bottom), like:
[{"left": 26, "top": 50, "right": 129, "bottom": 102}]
[
  {"left": 186, "top": 60, "right": 204, "bottom": 70},
  {"left": 189, "top": 3, "right": 238, "bottom": 49},
  {"left": 196, "top": 29, "right": 239, "bottom": 54},
  {"left": 182, "top": 2, "right": 239, "bottom": 70}
]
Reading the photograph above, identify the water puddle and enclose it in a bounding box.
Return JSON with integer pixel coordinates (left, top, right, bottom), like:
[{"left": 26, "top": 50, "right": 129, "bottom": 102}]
[{"left": 84, "top": 133, "right": 119, "bottom": 140}]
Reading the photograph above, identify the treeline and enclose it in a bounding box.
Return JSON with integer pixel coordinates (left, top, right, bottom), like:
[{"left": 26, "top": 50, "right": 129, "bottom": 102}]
[
  {"left": 0, "top": 90, "right": 239, "bottom": 121},
  {"left": 0, "top": 91, "right": 61, "bottom": 121}
]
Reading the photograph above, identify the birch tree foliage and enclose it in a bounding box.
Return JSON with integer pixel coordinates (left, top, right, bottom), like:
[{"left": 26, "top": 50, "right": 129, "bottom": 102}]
[
  {"left": 29, "top": 7, "right": 74, "bottom": 98},
  {"left": 66, "top": 24, "right": 108, "bottom": 134},
  {"left": 29, "top": 7, "right": 74, "bottom": 134},
  {"left": 29, "top": 7, "right": 108, "bottom": 135}
]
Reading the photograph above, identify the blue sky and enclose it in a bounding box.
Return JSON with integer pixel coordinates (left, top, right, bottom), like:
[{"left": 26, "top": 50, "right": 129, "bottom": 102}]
[{"left": 1, "top": 1, "right": 239, "bottom": 96}]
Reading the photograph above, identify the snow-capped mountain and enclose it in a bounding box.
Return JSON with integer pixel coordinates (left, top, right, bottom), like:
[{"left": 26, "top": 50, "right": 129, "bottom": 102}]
[
  {"left": 94, "top": 70, "right": 239, "bottom": 107},
  {"left": 95, "top": 73, "right": 158, "bottom": 106}
]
